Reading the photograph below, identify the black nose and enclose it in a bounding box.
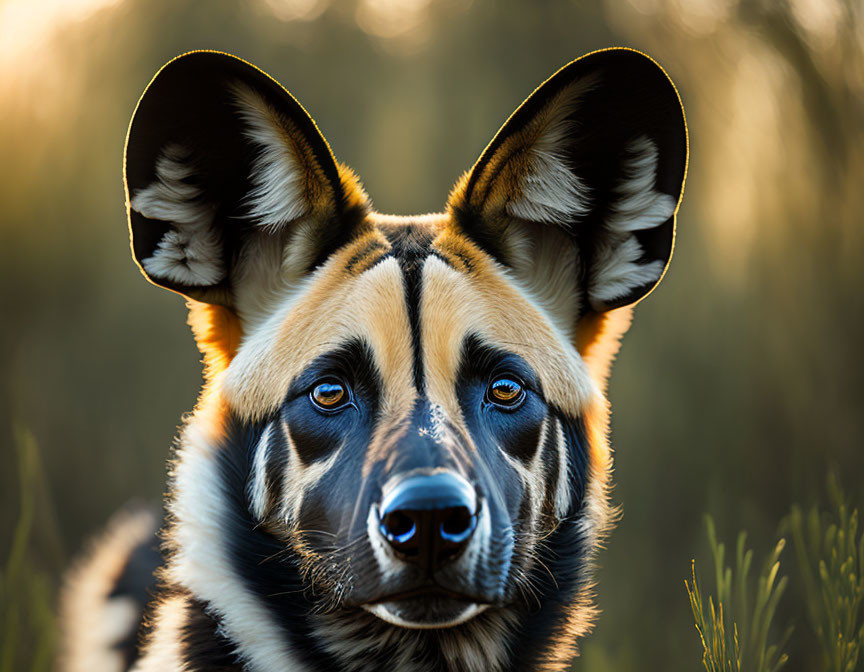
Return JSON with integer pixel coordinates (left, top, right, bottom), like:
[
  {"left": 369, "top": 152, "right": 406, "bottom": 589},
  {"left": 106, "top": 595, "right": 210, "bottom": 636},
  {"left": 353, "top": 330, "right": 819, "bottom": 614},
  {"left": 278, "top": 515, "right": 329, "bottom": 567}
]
[{"left": 377, "top": 472, "right": 478, "bottom": 570}]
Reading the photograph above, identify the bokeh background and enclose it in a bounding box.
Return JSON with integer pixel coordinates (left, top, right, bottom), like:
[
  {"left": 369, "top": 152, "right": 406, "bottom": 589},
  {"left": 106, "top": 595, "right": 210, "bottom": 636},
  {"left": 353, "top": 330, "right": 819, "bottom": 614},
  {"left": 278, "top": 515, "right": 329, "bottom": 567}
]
[{"left": 1, "top": 0, "right": 862, "bottom": 669}]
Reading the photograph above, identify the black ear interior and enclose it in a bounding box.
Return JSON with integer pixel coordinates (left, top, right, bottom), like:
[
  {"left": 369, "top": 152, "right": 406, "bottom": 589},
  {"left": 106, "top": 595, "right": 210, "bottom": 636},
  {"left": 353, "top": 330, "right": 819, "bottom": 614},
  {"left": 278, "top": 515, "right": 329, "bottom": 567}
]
[
  {"left": 458, "top": 48, "right": 688, "bottom": 311},
  {"left": 124, "top": 51, "right": 346, "bottom": 303}
]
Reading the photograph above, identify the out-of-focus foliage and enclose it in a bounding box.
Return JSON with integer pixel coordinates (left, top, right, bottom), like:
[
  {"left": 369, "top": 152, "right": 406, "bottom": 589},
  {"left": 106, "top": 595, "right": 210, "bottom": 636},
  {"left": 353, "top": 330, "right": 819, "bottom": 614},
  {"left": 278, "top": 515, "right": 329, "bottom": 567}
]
[
  {"left": 1, "top": 431, "right": 60, "bottom": 672},
  {"left": 0, "top": 0, "right": 862, "bottom": 670},
  {"left": 784, "top": 476, "right": 864, "bottom": 671},
  {"left": 686, "top": 517, "right": 791, "bottom": 672}
]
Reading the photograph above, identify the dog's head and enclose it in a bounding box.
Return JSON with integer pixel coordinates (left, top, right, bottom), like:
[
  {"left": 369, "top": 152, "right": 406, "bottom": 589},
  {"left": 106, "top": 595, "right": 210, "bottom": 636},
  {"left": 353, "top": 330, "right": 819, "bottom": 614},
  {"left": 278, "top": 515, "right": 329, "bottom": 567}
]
[{"left": 126, "top": 50, "right": 685, "bottom": 665}]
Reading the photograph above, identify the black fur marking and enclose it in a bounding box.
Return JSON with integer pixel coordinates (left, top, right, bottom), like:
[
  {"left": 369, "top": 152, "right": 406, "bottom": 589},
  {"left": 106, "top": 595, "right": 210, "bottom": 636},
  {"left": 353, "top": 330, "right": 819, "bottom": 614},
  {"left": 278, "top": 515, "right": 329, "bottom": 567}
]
[
  {"left": 180, "top": 597, "right": 243, "bottom": 671},
  {"left": 343, "top": 237, "right": 390, "bottom": 274},
  {"left": 105, "top": 517, "right": 162, "bottom": 670},
  {"left": 508, "top": 413, "right": 591, "bottom": 669},
  {"left": 447, "top": 244, "right": 477, "bottom": 275},
  {"left": 455, "top": 335, "right": 546, "bottom": 464},
  {"left": 556, "top": 412, "right": 589, "bottom": 515},
  {"left": 213, "top": 414, "right": 345, "bottom": 670},
  {"left": 380, "top": 225, "right": 436, "bottom": 391},
  {"left": 282, "top": 339, "right": 382, "bottom": 465}
]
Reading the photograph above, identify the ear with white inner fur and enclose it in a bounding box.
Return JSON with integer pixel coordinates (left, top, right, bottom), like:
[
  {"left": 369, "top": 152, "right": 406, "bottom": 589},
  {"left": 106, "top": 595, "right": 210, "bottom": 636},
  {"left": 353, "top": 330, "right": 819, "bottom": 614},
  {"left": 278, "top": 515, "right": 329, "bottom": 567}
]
[
  {"left": 448, "top": 48, "right": 687, "bottom": 320},
  {"left": 125, "top": 51, "right": 368, "bottom": 306}
]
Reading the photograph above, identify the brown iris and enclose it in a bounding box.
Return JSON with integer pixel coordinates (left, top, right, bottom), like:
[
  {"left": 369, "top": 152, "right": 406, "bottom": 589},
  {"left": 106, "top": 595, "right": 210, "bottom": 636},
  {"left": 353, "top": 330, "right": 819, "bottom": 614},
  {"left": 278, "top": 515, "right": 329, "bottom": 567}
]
[
  {"left": 487, "top": 376, "right": 525, "bottom": 407},
  {"left": 310, "top": 380, "right": 348, "bottom": 410}
]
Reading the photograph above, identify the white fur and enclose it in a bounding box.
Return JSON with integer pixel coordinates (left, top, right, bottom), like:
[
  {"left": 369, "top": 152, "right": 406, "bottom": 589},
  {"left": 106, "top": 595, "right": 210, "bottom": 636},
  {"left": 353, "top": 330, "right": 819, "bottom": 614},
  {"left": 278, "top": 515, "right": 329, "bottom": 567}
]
[
  {"left": 552, "top": 418, "right": 571, "bottom": 518},
  {"left": 231, "top": 81, "right": 309, "bottom": 232},
  {"left": 591, "top": 237, "right": 665, "bottom": 304},
  {"left": 248, "top": 423, "right": 273, "bottom": 520},
  {"left": 365, "top": 602, "right": 488, "bottom": 630},
  {"left": 281, "top": 428, "right": 344, "bottom": 527},
  {"left": 589, "top": 136, "right": 674, "bottom": 305},
  {"left": 366, "top": 504, "right": 401, "bottom": 583},
  {"left": 505, "top": 224, "right": 582, "bottom": 341},
  {"left": 526, "top": 416, "right": 558, "bottom": 521},
  {"left": 130, "top": 144, "right": 225, "bottom": 286},
  {"left": 607, "top": 136, "right": 676, "bottom": 234},
  {"left": 163, "top": 420, "right": 311, "bottom": 672},
  {"left": 506, "top": 81, "right": 594, "bottom": 224}
]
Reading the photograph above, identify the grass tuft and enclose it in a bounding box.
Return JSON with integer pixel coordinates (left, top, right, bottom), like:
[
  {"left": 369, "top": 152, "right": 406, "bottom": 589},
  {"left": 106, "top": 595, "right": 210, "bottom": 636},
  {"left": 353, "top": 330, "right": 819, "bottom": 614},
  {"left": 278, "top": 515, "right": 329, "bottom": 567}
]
[
  {"left": 686, "top": 516, "right": 791, "bottom": 672},
  {"left": 784, "top": 474, "right": 864, "bottom": 672}
]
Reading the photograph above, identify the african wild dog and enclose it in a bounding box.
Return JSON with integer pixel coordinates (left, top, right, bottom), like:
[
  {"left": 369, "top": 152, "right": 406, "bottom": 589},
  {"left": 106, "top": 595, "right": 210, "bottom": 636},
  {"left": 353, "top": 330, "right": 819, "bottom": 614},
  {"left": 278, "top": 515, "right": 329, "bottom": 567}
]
[{"left": 59, "top": 48, "right": 687, "bottom": 671}]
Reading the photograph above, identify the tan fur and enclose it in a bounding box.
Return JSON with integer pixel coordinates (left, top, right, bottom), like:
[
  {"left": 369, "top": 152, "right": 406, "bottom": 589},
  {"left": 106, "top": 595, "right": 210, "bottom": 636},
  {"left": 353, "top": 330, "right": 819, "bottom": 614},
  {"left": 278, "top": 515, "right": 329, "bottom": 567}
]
[
  {"left": 425, "top": 232, "right": 598, "bottom": 416},
  {"left": 224, "top": 236, "right": 416, "bottom": 421},
  {"left": 465, "top": 78, "right": 595, "bottom": 227},
  {"left": 132, "top": 594, "right": 191, "bottom": 672},
  {"left": 231, "top": 81, "right": 336, "bottom": 221},
  {"left": 575, "top": 306, "right": 634, "bottom": 394}
]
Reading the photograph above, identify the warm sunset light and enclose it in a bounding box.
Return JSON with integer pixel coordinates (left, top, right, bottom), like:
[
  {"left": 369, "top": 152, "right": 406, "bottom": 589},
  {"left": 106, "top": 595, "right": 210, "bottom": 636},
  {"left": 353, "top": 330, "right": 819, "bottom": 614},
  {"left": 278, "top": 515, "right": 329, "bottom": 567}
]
[
  {"left": 2, "top": 2, "right": 862, "bottom": 672},
  {"left": 0, "top": 0, "right": 123, "bottom": 65},
  {"left": 260, "top": 0, "right": 329, "bottom": 22}
]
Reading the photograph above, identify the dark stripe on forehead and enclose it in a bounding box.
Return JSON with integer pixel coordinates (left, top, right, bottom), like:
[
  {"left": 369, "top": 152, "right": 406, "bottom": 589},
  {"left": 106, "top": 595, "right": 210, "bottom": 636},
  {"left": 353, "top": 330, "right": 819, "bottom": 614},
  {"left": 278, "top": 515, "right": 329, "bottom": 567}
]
[
  {"left": 344, "top": 235, "right": 390, "bottom": 275},
  {"left": 379, "top": 224, "right": 437, "bottom": 391}
]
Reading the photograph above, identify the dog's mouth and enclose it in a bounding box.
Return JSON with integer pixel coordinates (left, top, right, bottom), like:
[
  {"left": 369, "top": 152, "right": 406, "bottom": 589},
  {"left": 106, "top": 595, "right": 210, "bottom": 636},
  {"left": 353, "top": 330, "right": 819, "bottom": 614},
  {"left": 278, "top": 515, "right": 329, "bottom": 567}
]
[
  {"left": 368, "top": 585, "right": 485, "bottom": 604},
  {"left": 361, "top": 585, "right": 493, "bottom": 629}
]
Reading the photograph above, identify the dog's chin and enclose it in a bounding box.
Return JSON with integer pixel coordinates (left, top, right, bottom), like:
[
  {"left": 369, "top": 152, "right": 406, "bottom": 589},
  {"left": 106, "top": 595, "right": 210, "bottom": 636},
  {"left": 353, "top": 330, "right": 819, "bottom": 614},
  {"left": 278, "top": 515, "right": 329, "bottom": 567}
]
[{"left": 363, "top": 599, "right": 489, "bottom": 630}]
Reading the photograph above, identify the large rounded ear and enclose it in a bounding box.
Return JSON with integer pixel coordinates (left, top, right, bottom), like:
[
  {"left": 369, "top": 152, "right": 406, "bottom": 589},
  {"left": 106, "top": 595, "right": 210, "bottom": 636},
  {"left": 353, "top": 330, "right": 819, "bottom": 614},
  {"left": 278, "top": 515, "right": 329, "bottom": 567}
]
[
  {"left": 124, "top": 51, "right": 368, "bottom": 305},
  {"left": 448, "top": 48, "right": 687, "bottom": 317}
]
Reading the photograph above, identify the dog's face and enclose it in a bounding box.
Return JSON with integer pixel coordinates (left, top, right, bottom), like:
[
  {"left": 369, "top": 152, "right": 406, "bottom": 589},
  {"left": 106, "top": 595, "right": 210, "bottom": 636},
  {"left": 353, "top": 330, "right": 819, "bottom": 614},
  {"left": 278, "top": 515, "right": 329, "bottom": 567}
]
[
  {"left": 222, "top": 217, "right": 600, "bottom": 629},
  {"left": 125, "top": 49, "right": 685, "bottom": 644}
]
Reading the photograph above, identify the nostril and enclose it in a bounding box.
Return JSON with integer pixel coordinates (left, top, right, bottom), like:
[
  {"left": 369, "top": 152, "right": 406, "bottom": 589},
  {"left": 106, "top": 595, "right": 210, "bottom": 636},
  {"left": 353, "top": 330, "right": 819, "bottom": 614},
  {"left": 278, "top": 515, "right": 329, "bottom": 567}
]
[
  {"left": 440, "top": 506, "right": 477, "bottom": 544},
  {"left": 380, "top": 511, "right": 417, "bottom": 546}
]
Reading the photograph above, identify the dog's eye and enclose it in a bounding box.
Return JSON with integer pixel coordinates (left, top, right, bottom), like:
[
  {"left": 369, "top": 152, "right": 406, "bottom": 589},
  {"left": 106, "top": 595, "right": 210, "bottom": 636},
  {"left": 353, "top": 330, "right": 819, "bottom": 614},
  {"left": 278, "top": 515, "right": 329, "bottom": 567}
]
[
  {"left": 310, "top": 379, "right": 350, "bottom": 411},
  {"left": 486, "top": 375, "right": 525, "bottom": 409}
]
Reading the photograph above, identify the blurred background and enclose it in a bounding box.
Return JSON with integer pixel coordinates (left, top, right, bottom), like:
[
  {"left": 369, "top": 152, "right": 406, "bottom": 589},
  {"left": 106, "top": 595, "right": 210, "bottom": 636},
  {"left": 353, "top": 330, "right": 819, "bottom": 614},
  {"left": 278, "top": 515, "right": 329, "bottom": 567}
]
[{"left": 1, "top": 0, "right": 862, "bottom": 669}]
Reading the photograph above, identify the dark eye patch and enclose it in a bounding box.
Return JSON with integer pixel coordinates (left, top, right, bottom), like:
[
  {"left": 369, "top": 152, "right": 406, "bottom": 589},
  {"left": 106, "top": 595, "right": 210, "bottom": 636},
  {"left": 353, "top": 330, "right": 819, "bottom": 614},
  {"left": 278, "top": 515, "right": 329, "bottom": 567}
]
[
  {"left": 457, "top": 335, "right": 541, "bottom": 393},
  {"left": 282, "top": 339, "right": 381, "bottom": 464},
  {"left": 456, "top": 334, "right": 547, "bottom": 463},
  {"left": 285, "top": 340, "right": 379, "bottom": 403},
  {"left": 458, "top": 334, "right": 542, "bottom": 396}
]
